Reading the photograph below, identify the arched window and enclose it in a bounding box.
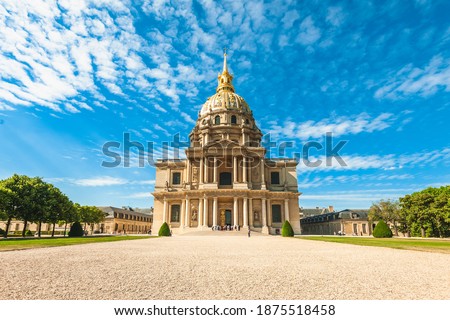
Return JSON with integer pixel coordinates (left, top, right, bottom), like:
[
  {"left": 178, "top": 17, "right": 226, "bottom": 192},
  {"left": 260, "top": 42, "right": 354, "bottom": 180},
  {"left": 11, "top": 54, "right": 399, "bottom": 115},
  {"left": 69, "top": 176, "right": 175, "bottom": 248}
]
[
  {"left": 231, "top": 115, "right": 237, "bottom": 124},
  {"left": 214, "top": 115, "right": 220, "bottom": 124}
]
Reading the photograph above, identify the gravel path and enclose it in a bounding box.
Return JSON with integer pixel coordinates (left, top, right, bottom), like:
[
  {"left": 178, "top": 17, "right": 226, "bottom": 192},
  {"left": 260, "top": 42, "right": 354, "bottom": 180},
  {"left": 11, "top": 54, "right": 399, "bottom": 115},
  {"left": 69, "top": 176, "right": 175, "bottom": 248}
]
[{"left": 1, "top": 234, "right": 449, "bottom": 300}]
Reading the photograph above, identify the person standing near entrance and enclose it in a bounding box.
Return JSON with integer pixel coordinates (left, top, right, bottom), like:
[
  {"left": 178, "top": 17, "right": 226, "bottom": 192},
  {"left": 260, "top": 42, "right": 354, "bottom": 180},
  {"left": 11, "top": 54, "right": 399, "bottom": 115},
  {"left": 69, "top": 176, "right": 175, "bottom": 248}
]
[{"left": 248, "top": 229, "right": 251, "bottom": 237}]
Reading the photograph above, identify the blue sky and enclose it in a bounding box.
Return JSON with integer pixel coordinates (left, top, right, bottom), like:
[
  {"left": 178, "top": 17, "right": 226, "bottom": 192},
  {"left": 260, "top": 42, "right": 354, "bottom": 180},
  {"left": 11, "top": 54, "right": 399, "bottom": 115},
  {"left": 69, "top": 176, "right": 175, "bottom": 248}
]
[{"left": 0, "top": 0, "right": 449, "bottom": 210}]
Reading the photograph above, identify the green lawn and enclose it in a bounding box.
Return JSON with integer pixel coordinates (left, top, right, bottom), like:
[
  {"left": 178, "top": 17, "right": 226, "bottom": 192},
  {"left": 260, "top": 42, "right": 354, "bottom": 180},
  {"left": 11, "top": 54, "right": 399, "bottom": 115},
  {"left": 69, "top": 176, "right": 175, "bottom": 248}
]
[
  {"left": 0, "top": 236, "right": 153, "bottom": 252},
  {"left": 298, "top": 236, "right": 450, "bottom": 254}
]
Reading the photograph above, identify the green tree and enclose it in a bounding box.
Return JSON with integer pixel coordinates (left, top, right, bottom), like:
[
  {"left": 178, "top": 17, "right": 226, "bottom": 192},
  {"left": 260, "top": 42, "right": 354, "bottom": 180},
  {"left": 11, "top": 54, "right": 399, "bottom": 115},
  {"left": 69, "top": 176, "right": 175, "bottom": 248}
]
[
  {"left": 0, "top": 181, "right": 17, "bottom": 238},
  {"left": 0, "top": 174, "right": 40, "bottom": 237},
  {"left": 369, "top": 199, "right": 400, "bottom": 236},
  {"left": 68, "top": 221, "right": 84, "bottom": 237},
  {"left": 46, "top": 188, "right": 72, "bottom": 237},
  {"left": 281, "top": 220, "right": 294, "bottom": 237},
  {"left": 158, "top": 222, "right": 171, "bottom": 236},
  {"left": 78, "top": 206, "right": 106, "bottom": 234},
  {"left": 372, "top": 220, "right": 393, "bottom": 238}
]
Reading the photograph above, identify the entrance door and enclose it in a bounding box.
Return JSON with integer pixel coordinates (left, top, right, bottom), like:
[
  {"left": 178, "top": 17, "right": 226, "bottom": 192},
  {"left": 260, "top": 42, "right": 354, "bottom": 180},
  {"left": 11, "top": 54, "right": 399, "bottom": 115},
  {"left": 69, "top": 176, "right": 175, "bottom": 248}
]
[{"left": 225, "top": 210, "right": 232, "bottom": 226}]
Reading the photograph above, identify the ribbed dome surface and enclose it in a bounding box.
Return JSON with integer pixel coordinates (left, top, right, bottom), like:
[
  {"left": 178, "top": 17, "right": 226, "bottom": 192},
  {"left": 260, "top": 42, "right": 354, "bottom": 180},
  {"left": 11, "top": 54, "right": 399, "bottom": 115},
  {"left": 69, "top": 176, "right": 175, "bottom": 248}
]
[{"left": 200, "top": 90, "right": 250, "bottom": 116}]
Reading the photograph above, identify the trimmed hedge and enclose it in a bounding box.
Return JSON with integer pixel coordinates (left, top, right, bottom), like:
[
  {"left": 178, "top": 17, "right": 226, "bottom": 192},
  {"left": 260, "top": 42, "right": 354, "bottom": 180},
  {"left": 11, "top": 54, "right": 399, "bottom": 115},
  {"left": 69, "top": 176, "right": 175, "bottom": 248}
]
[
  {"left": 373, "top": 220, "right": 393, "bottom": 238},
  {"left": 25, "top": 230, "right": 33, "bottom": 237},
  {"left": 281, "top": 220, "right": 294, "bottom": 237},
  {"left": 158, "top": 222, "right": 171, "bottom": 237},
  {"left": 68, "top": 221, "right": 84, "bottom": 237}
]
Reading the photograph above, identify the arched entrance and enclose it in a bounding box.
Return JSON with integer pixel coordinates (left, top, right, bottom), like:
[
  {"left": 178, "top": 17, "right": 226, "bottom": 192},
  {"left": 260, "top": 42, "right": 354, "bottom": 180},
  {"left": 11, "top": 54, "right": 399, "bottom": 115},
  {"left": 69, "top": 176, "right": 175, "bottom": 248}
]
[{"left": 220, "top": 209, "right": 233, "bottom": 227}]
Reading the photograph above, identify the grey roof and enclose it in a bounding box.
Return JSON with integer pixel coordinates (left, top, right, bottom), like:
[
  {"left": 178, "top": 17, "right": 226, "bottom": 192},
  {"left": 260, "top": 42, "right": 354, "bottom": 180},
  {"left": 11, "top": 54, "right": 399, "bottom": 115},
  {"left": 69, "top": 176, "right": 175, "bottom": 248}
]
[
  {"left": 97, "top": 206, "right": 153, "bottom": 219},
  {"left": 300, "top": 208, "right": 369, "bottom": 224},
  {"left": 300, "top": 207, "right": 334, "bottom": 217}
]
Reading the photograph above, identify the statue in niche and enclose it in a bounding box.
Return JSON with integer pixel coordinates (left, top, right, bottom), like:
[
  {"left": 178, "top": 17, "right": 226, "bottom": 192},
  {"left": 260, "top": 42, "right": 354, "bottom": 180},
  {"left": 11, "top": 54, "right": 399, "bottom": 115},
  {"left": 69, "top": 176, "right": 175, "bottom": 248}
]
[
  {"left": 191, "top": 210, "right": 198, "bottom": 221},
  {"left": 254, "top": 211, "right": 260, "bottom": 221},
  {"left": 164, "top": 181, "right": 169, "bottom": 191},
  {"left": 192, "top": 167, "right": 198, "bottom": 183}
]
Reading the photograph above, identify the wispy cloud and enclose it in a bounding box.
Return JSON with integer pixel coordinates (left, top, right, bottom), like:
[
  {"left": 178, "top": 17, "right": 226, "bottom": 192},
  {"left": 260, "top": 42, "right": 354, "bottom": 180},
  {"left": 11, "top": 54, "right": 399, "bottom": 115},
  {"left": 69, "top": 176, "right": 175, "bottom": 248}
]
[
  {"left": 47, "top": 176, "right": 155, "bottom": 187},
  {"left": 375, "top": 55, "right": 450, "bottom": 99},
  {"left": 268, "top": 112, "right": 396, "bottom": 140},
  {"left": 298, "top": 147, "right": 450, "bottom": 171}
]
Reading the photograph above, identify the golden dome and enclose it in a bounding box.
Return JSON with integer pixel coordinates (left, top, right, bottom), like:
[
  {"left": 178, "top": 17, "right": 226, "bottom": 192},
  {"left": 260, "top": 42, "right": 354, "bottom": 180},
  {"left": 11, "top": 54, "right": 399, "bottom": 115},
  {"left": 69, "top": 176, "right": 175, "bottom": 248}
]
[
  {"left": 200, "top": 91, "right": 250, "bottom": 116},
  {"left": 199, "top": 51, "right": 251, "bottom": 116}
]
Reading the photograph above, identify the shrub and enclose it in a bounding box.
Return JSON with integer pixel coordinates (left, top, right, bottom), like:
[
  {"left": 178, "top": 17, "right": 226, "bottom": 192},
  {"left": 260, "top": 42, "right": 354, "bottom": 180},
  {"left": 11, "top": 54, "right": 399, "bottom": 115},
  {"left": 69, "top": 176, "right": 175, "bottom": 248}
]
[
  {"left": 68, "top": 221, "right": 84, "bottom": 237},
  {"left": 0, "top": 228, "right": 4, "bottom": 236},
  {"left": 373, "top": 220, "right": 393, "bottom": 238},
  {"left": 281, "top": 220, "right": 294, "bottom": 237},
  {"left": 25, "top": 230, "right": 33, "bottom": 237},
  {"left": 158, "top": 222, "right": 171, "bottom": 237}
]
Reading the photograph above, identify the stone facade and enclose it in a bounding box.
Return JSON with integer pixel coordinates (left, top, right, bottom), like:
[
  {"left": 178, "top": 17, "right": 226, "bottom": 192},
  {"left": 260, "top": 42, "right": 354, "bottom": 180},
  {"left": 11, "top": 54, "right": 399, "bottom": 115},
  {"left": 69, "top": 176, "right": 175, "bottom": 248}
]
[
  {"left": 152, "top": 53, "right": 301, "bottom": 235},
  {"left": 300, "top": 209, "right": 373, "bottom": 236}
]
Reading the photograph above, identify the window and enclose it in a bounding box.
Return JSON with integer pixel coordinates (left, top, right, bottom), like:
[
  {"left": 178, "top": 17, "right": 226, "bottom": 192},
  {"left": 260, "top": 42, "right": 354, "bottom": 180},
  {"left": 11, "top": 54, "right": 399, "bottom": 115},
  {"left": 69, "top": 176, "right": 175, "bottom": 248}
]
[
  {"left": 362, "top": 224, "right": 367, "bottom": 234},
  {"left": 272, "top": 205, "right": 282, "bottom": 223},
  {"left": 214, "top": 115, "right": 220, "bottom": 124},
  {"left": 219, "top": 172, "right": 232, "bottom": 185},
  {"left": 172, "top": 172, "right": 181, "bottom": 185},
  {"left": 231, "top": 115, "right": 237, "bottom": 124},
  {"left": 245, "top": 119, "right": 249, "bottom": 124},
  {"left": 271, "top": 171, "right": 280, "bottom": 184},
  {"left": 353, "top": 223, "right": 358, "bottom": 234},
  {"left": 170, "top": 204, "right": 181, "bottom": 222}
]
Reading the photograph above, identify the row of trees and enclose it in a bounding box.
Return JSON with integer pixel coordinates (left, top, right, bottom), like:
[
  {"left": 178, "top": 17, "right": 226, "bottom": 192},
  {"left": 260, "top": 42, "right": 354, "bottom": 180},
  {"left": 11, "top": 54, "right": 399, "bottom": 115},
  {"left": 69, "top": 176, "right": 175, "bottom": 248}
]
[
  {"left": 369, "top": 186, "right": 450, "bottom": 238},
  {"left": 0, "top": 174, "right": 106, "bottom": 238}
]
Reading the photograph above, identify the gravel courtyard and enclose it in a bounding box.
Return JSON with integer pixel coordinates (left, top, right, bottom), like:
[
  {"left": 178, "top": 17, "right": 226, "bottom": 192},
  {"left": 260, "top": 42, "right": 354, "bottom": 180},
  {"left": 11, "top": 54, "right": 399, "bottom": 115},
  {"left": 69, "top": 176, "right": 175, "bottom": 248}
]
[{"left": 1, "top": 234, "right": 449, "bottom": 300}]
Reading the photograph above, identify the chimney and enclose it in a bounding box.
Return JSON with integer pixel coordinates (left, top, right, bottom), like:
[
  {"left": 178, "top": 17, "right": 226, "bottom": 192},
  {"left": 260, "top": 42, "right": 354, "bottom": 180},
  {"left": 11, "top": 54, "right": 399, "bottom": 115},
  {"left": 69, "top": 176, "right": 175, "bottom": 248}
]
[{"left": 329, "top": 205, "right": 334, "bottom": 212}]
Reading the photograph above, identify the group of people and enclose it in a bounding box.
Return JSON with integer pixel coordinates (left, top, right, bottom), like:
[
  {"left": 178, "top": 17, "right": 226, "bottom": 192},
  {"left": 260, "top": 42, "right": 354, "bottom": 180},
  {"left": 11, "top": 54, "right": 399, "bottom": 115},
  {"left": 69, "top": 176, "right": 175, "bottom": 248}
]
[{"left": 212, "top": 225, "right": 241, "bottom": 231}]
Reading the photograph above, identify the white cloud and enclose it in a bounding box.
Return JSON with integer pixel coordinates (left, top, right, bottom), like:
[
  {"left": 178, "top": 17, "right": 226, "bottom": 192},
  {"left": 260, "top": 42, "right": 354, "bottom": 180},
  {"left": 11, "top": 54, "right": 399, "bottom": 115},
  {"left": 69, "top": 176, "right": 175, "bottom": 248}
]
[
  {"left": 73, "top": 176, "right": 128, "bottom": 186},
  {"left": 375, "top": 55, "right": 450, "bottom": 99},
  {"left": 298, "top": 148, "right": 450, "bottom": 171},
  {"left": 326, "top": 7, "right": 346, "bottom": 27},
  {"left": 122, "top": 192, "right": 153, "bottom": 199},
  {"left": 268, "top": 112, "right": 395, "bottom": 140},
  {"left": 296, "top": 16, "right": 321, "bottom": 46}
]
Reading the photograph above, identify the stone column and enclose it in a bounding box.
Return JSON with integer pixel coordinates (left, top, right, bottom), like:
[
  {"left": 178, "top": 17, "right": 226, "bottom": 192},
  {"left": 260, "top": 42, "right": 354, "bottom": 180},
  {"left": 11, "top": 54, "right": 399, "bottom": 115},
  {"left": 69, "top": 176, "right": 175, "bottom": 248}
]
[
  {"left": 243, "top": 197, "right": 248, "bottom": 228},
  {"left": 243, "top": 157, "right": 247, "bottom": 182},
  {"left": 180, "top": 198, "right": 185, "bottom": 227},
  {"left": 212, "top": 197, "right": 218, "bottom": 227},
  {"left": 199, "top": 158, "right": 204, "bottom": 183},
  {"left": 163, "top": 198, "right": 167, "bottom": 223},
  {"left": 185, "top": 197, "right": 190, "bottom": 227},
  {"left": 233, "top": 197, "right": 238, "bottom": 227},
  {"left": 261, "top": 198, "right": 268, "bottom": 234},
  {"left": 213, "top": 157, "right": 218, "bottom": 184},
  {"left": 267, "top": 199, "right": 272, "bottom": 226},
  {"left": 249, "top": 198, "right": 253, "bottom": 228},
  {"left": 204, "top": 157, "right": 209, "bottom": 183},
  {"left": 186, "top": 159, "right": 190, "bottom": 184},
  {"left": 284, "top": 199, "right": 290, "bottom": 222},
  {"left": 203, "top": 196, "right": 208, "bottom": 227},
  {"left": 261, "top": 158, "right": 266, "bottom": 190},
  {"left": 198, "top": 198, "right": 203, "bottom": 229},
  {"left": 233, "top": 156, "right": 238, "bottom": 183}
]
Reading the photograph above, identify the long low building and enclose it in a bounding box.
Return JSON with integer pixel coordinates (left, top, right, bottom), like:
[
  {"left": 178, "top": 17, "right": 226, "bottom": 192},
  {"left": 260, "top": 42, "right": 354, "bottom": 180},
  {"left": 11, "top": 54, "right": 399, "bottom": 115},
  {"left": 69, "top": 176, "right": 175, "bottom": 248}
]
[
  {"left": 97, "top": 206, "right": 153, "bottom": 234},
  {"left": 300, "top": 209, "right": 373, "bottom": 236},
  {"left": 0, "top": 206, "right": 153, "bottom": 236}
]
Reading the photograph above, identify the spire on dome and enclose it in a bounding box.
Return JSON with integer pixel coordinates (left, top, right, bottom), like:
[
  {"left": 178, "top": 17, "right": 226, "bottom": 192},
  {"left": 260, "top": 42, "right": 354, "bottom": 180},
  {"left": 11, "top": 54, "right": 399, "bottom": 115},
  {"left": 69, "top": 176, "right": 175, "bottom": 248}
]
[
  {"left": 217, "top": 49, "right": 234, "bottom": 93},
  {"left": 223, "top": 47, "right": 228, "bottom": 73}
]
